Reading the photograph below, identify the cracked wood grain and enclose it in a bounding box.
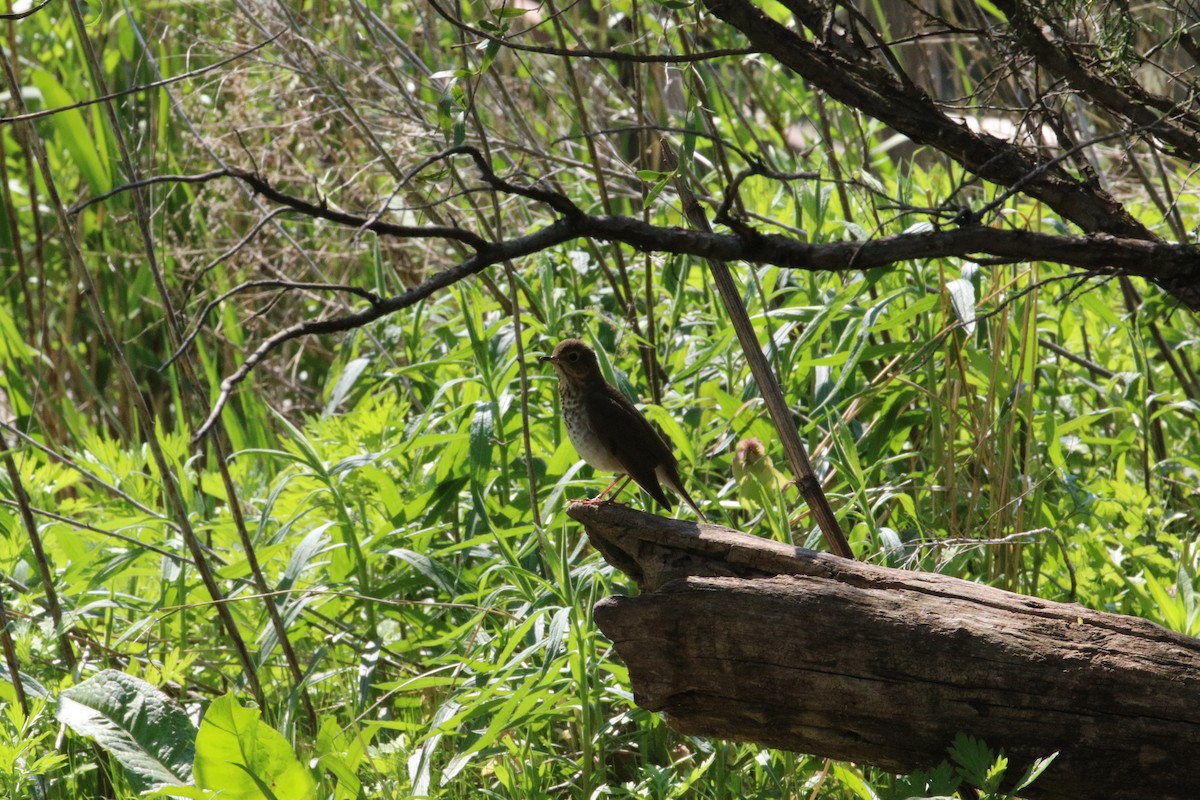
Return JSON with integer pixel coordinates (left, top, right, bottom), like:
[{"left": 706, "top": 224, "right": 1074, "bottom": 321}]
[{"left": 569, "top": 503, "right": 1200, "bottom": 800}]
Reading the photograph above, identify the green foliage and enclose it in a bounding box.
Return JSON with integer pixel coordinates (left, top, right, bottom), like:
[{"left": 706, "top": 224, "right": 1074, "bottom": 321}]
[
  {"left": 57, "top": 670, "right": 195, "bottom": 792},
  {"left": 0, "top": 1, "right": 1197, "bottom": 799},
  {"left": 193, "top": 693, "right": 317, "bottom": 800},
  {"left": 884, "top": 734, "right": 1056, "bottom": 800},
  {"left": 0, "top": 699, "right": 69, "bottom": 798}
]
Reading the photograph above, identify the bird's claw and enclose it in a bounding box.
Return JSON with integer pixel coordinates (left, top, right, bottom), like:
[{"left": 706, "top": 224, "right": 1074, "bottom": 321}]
[{"left": 569, "top": 496, "right": 617, "bottom": 507}]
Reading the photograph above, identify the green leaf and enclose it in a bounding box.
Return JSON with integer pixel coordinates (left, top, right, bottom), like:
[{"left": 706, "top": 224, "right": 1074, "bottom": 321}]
[
  {"left": 389, "top": 546, "right": 463, "bottom": 595},
  {"left": 315, "top": 718, "right": 368, "bottom": 800},
  {"left": 1007, "top": 751, "right": 1058, "bottom": 794},
  {"left": 829, "top": 762, "right": 878, "bottom": 800},
  {"left": 948, "top": 733, "right": 999, "bottom": 790},
  {"left": 0, "top": 303, "right": 42, "bottom": 417},
  {"left": 886, "top": 759, "right": 960, "bottom": 800},
  {"left": 858, "top": 171, "right": 884, "bottom": 193},
  {"left": 974, "top": 0, "right": 1008, "bottom": 21},
  {"left": 644, "top": 169, "right": 675, "bottom": 206},
  {"left": 325, "top": 356, "right": 371, "bottom": 414},
  {"left": 30, "top": 70, "right": 111, "bottom": 195},
  {"left": 469, "top": 400, "right": 497, "bottom": 477},
  {"left": 811, "top": 288, "right": 900, "bottom": 412},
  {"left": 194, "top": 693, "right": 316, "bottom": 800},
  {"left": 480, "top": 37, "right": 502, "bottom": 71},
  {"left": 946, "top": 268, "right": 977, "bottom": 337},
  {"left": 56, "top": 670, "right": 196, "bottom": 792}
]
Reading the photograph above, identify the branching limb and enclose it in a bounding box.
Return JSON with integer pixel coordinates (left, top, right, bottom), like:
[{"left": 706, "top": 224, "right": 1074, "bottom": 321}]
[
  {"left": 90, "top": 149, "right": 1192, "bottom": 443},
  {"left": 186, "top": 211, "right": 1198, "bottom": 443},
  {"left": 995, "top": 0, "right": 1200, "bottom": 160},
  {"left": 425, "top": 0, "right": 756, "bottom": 64},
  {"left": 701, "top": 0, "right": 1151, "bottom": 238}
]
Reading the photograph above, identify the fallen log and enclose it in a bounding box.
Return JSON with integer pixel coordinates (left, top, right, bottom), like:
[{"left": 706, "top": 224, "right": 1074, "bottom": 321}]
[{"left": 569, "top": 503, "right": 1200, "bottom": 800}]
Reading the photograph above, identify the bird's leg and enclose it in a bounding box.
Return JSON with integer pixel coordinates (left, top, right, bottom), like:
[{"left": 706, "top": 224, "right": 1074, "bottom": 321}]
[
  {"left": 575, "top": 474, "right": 632, "bottom": 505},
  {"left": 596, "top": 474, "right": 632, "bottom": 502}
]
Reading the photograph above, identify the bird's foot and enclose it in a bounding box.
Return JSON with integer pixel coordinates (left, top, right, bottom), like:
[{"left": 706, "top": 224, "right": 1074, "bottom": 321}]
[{"left": 569, "top": 496, "right": 618, "bottom": 507}]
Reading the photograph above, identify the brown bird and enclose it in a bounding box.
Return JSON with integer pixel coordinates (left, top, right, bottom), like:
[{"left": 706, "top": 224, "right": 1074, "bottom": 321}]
[{"left": 541, "top": 339, "right": 706, "bottom": 520}]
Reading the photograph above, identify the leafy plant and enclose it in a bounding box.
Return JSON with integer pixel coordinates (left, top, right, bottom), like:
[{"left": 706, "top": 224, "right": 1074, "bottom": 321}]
[
  {"left": 0, "top": 1, "right": 1196, "bottom": 799},
  {"left": 884, "top": 733, "right": 1057, "bottom": 800}
]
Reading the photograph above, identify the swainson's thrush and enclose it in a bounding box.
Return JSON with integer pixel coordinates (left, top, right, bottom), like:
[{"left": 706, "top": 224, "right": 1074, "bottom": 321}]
[{"left": 541, "top": 339, "right": 706, "bottom": 520}]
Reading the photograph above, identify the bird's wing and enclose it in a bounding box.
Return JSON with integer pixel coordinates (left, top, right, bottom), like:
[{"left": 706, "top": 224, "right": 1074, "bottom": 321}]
[{"left": 585, "top": 384, "right": 676, "bottom": 509}]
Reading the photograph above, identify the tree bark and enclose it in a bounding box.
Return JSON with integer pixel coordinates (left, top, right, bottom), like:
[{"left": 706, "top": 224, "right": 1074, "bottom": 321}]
[{"left": 569, "top": 503, "right": 1200, "bottom": 800}]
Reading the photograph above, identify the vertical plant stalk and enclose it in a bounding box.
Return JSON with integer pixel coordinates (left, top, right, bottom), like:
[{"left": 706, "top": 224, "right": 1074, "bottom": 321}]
[
  {"left": 812, "top": 90, "right": 854, "bottom": 224},
  {"left": 663, "top": 145, "right": 853, "bottom": 559},
  {"left": 627, "top": 2, "right": 662, "bottom": 401},
  {"left": 0, "top": 132, "right": 34, "bottom": 338},
  {"left": 3, "top": 14, "right": 53, "bottom": 444},
  {"left": 0, "top": 46, "right": 268, "bottom": 710},
  {"left": 210, "top": 435, "right": 318, "bottom": 729},
  {"left": 0, "top": 428, "right": 75, "bottom": 671},
  {"left": 545, "top": 2, "right": 659, "bottom": 380},
  {"left": 78, "top": 1, "right": 320, "bottom": 726},
  {"left": 0, "top": 584, "right": 28, "bottom": 716},
  {"left": 505, "top": 263, "right": 542, "bottom": 528}
]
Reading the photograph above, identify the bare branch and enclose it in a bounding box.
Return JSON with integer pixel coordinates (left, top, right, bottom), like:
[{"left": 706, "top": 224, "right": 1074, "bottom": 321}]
[
  {"left": 188, "top": 201, "right": 1200, "bottom": 443},
  {"left": 133, "top": 163, "right": 1196, "bottom": 286},
  {"left": 74, "top": 147, "right": 583, "bottom": 251},
  {"left": 0, "top": 31, "right": 285, "bottom": 123},
  {"left": 167, "top": 279, "right": 383, "bottom": 371},
  {"left": 425, "top": 0, "right": 756, "bottom": 64},
  {"left": 701, "top": 0, "right": 1153, "bottom": 239},
  {"left": 996, "top": 0, "right": 1200, "bottom": 160},
  {"left": 0, "top": 0, "right": 51, "bottom": 20}
]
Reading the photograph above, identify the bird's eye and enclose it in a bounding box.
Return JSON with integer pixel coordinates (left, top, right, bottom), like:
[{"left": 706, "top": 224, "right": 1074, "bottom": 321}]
[{"left": 567, "top": 352, "right": 579, "bottom": 361}]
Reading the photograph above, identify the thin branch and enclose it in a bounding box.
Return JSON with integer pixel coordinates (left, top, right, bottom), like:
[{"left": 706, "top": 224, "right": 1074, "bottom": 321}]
[
  {"left": 136, "top": 164, "right": 1200, "bottom": 282},
  {"left": 183, "top": 207, "right": 294, "bottom": 304},
  {"left": 0, "top": 497, "right": 188, "bottom": 564},
  {"left": 0, "top": 426, "right": 76, "bottom": 670},
  {"left": 996, "top": 0, "right": 1200, "bottom": 159},
  {"left": 71, "top": 167, "right": 495, "bottom": 249},
  {"left": 185, "top": 207, "right": 1198, "bottom": 442},
  {"left": 190, "top": 249, "right": 505, "bottom": 442},
  {"left": 0, "top": 31, "right": 285, "bottom": 123},
  {"left": 70, "top": 169, "right": 236, "bottom": 212},
  {"left": 72, "top": 147, "right": 584, "bottom": 250},
  {"left": 713, "top": 163, "right": 821, "bottom": 225},
  {"left": 425, "top": 0, "right": 756, "bottom": 64},
  {"left": 166, "top": 280, "right": 384, "bottom": 370},
  {"left": 1038, "top": 338, "right": 1116, "bottom": 380},
  {"left": 0, "top": 0, "right": 51, "bottom": 19},
  {"left": 701, "top": 0, "right": 1152, "bottom": 239}
]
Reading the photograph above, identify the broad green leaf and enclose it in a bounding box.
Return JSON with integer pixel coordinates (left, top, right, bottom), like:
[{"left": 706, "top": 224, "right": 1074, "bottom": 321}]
[
  {"left": 1010, "top": 751, "right": 1058, "bottom": 793},
  {"left": 56, "top": 670, "right": 195, "bottom": 792},
  {"left": 948, "top": 732, "right": 998, "bottom": 789},
  {"left": 194, "top": 693, "right": 316, "bottom": 800}
]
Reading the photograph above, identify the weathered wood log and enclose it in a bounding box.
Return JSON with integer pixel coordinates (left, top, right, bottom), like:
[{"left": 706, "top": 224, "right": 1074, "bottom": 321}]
[{"left": 569, "top": 503, "right": 1200, "bottom": 800}]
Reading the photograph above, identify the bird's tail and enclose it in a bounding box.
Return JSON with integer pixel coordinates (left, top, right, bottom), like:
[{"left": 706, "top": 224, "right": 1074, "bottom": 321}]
[
  {"left": 675, "top": 482, "right": 707, "bottom": 523},
  {"left": 656, "top": 464, "right": 707, "bottom": 522}
]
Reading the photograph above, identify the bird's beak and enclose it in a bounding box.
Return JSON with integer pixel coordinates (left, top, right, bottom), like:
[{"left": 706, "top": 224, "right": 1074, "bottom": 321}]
[{"left": 539, "top": 355, "right": 557, "bottom": 364}]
